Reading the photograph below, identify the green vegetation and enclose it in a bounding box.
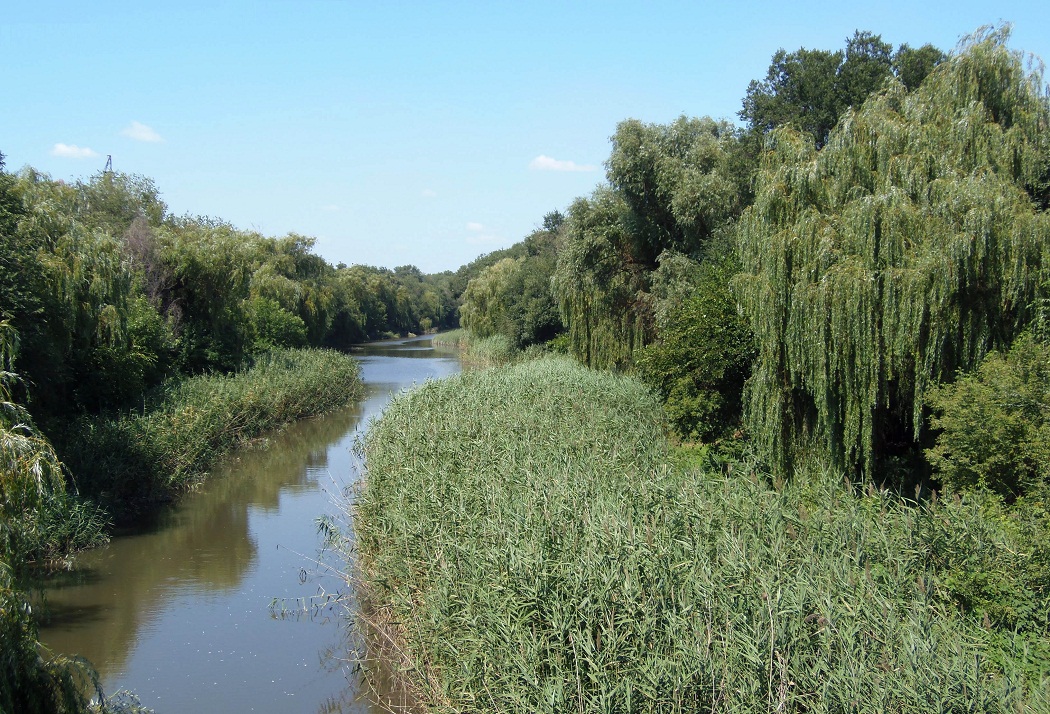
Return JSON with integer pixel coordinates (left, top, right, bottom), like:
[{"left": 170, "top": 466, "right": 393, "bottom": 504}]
[
  {"left": 354, "top": 25, "right": 1050, "bottom": 712},
  {"left": 353, "top": 357, "right": 1050, "bottom": 711},
  {"left": 926, "top": 333, "right": 1050, "bottom": 499},
  {"left": 4, "top": 18, "right": 1050, "bottom": 714},
  {"left": 458, "top": 225, "right": 562, "bottom": 350},
  {"left": 736, "top": 27, "right": 1050, "bottom": 480},
  {"left": 433, "top": 328, "right": 517, "bottom": 369},
  {"left": 0, "top": 143, "right": 447, "bottom": 710},
  {"left": 55, "top": 348, "right": 363, "bottom": 518},
  {"left": 635, "top": 239, "right": 754, "bottom": 442}
]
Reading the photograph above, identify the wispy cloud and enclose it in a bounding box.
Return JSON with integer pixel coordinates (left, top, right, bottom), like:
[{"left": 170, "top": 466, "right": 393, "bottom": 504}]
[
  {"left": 465, "top": 221, "right": 499, "bottom": 245},
  {"left": 528, "top": 154, "right": 597, "bottom": 172},
  {"left": 421, "top": 188, "right": 438, "bottom": 198},
  {"left": 121, "top": 121, "right": 163, "bottom": 143},
  {"left": 51, "top": 143, "right": 99, "bottom": 159},
  {"left": 321, "top": 204, "right": 341, "bottom": 212}
]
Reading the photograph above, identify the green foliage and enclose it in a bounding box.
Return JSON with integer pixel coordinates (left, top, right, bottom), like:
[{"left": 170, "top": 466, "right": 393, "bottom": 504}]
[
  {"left": 552, "top": 189, "right": 651, "bottom": 370},
  {"left": 920, "top": 488, "right": 1050, "bottom": 635},
  {"left": 0, "top": 319, "right": 108, "bottom": 714},
  {"left": 892, "top": 43, "right": 948, "bottom": 90},
  {"left": 1, "top": 561, "right": 102, "bottom": 714},
  {"left": 459, "top": 229, "right": 562, "bottom": 349},
  {"left": 245, "top": 296, "right": 308, "bottom": 351},
  {"left": 926, "top": 333, "right": 1050, "bottom": 499},
  {"left": 741, "top": 31, "right": 944, "bottom": 148},
  {"left": 553, "top": 115, "right": 750, "bottom": 371},
  {"left": 636, "top": 242, "right": 755, "bottom": 441},
  {"left": 459, "top": 257, "right": 522, "bottom": 338},
  {"left": 736, "top": 28, "right": 1050, "bottom": 479},
  {"left": 606, "top": 116, "right": 745, "bottom": 259},
  {"left": 741, "top": 45, "right": 845, "bottom": 147},
  {"left": 56, "top": 349, "right": 363, "bottom": 518},
  {"left": 352, "top": 357, "right": 1050, "bottom": 711},
  {"left": 430, "top": 328, "right": 517, "bottom": 368}
]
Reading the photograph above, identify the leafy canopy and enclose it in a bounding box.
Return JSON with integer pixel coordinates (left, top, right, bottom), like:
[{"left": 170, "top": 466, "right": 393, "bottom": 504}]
[{"left": 736, "top": 27, "right": 1050, "bottom": 478}]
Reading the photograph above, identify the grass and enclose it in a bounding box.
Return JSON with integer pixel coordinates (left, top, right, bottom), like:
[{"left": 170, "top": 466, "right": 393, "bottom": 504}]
[
  {"left": 350, "top": 355, "right": 1050, "bottom": 713},
  {"left": 55, "top": 347, "right": 364, "bottom": 520}
]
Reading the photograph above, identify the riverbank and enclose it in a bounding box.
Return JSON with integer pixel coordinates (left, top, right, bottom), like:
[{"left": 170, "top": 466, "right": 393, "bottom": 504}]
[
  {"left": 431, "top": 328, "right": 517, "bottom": 368},
  {"left": 351, "top": 355, "right": 1050, "bottom": 712},
  {"left": 30, "top": 337, "right": 458, "bottom": 714},
  {"left": 53, "top": 347, "right": 364, "bottom": 524}
]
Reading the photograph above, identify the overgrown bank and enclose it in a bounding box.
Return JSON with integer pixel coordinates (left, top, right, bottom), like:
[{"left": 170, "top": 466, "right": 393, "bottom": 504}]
[
  {"left": 431, "top": 328, "right": 518, "bottom": 368},
  {"left": 55, "top": 347, "right": 364, "bottom": 521},
  {"left": 351, "top": 356, "right": 1050, "bottom": 712}
]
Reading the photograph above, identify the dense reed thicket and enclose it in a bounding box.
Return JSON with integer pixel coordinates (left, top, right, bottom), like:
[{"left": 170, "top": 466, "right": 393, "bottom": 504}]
[
  {"left": 55, "top": 348, "right": 362, "bottom": 519},
  {"left": 352, "top": 357, "right": 1049, "bottom": 712}
]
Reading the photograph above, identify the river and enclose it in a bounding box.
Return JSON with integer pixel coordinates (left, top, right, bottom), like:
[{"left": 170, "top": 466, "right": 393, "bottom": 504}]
[{"left": 37, "top": 336, "right": 460, "bottom": 713}]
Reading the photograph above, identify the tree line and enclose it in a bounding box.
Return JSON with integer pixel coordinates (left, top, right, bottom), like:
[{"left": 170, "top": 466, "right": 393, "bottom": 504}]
[{"left": 459, "top": 26, "right": 1050, "bottom": 503}]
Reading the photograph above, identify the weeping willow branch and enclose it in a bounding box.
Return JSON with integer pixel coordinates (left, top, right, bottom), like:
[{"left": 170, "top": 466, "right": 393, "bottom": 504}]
[{"left": 736, "top": 27, "right": 1050, "bottom": 478}]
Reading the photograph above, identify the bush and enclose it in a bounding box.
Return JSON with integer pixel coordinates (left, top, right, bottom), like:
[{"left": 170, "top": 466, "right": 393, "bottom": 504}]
[
  {"left": 636, "top": 247, "right": 754, "bottom": 442},
  {"left": 926, "top": 333, "right": 1050, "bottom": 499}
]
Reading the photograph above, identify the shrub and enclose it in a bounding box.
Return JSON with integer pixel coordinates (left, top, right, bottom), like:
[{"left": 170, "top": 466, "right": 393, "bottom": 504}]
[
  {"left": 926, "top": 333, "right": 1050, "bottom": 499},
  {"left": 56, "top": 348, "right": 362, "bottom": 518}
]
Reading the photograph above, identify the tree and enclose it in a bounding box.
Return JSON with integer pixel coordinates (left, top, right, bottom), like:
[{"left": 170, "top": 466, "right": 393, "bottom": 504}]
[
  {"left": 741, "top": 31, "right": 943, "bottom": 149},
  {"left": 636, "top": 240, "right": 755, "bottom": 442},
  {"left": 458, "top": 229, "right": 563, "bottom": 349},
  {"left": 892, "top": 43, "right": 947, "bottom": 90},
  {"left": 552, "top": 189, "right": 651, "bottom": 370},
  {"left": 542, "top": 210, "right": 565, "bottom": 233},
  {"left": 606, "top": 116, "right": 743, "bottom": 261},
  {"left": 735, "top": 27, "right": 1050, "bottom": 479},
  {"left": 740, "top": 45, "right": 845, "bottom": 147},
  {"left": 838, "top": 31, "right": 893, "bottom": 109},
  {"left": 460, "top": 257, "right": 522, "bottom": 339},
  {"left": 926, "top": 333, "right": 1050, "bottom": 499}
]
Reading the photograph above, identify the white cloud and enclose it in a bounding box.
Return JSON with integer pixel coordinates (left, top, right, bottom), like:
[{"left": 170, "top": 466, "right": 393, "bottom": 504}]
[
  {"left": 321, "top": 204, "right": 341, "bottom": 212},
  {"left": 465, "top": 222, "right": 500, "bottom": 245},
  {"left": 528, "top": 154, "right": 597, "bottom": 172},
  {"left": 51, "top": 143, "right": 99, "bottom": 159},
  {"left": 421, "top": 188, "right": 438, "bottom": 198},
  {"left": 121, "top": 121, "right": 163, "bottom": 143}
]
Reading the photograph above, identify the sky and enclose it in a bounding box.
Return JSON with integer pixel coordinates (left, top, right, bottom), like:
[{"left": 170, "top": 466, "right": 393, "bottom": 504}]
[{"left": 2, "top": 1, "right": 1048, "bottom": 274}]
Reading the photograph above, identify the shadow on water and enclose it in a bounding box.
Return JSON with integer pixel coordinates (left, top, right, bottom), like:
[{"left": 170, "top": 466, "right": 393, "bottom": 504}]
[{"left": 35, "top": 335, "right": 459, "bottom": 714}]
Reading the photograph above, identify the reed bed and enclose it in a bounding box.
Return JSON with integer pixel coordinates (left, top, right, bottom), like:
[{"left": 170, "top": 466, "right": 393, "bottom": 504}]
[
  {"left": 430, "top": 329, "right": 469, "bottom": 349},
  {"left": 58, "top": 348, "right": 363, "bottom": 517},
  {"left": 352, "top": 356, "right": 1049, "bottom": 713},
  {"left": 431, "top": 329, "right": 516, "bottom": 368}
]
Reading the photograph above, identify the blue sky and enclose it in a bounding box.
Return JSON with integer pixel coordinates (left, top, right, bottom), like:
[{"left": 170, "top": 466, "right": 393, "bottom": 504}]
[{"left": 3, "top": 1, "right": 1048, "bottom": 273}]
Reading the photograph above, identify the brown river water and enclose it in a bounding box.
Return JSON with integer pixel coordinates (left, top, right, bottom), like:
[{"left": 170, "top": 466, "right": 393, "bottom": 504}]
[{"left": 37, "top": 336, "right": 460, "bottom": 713}]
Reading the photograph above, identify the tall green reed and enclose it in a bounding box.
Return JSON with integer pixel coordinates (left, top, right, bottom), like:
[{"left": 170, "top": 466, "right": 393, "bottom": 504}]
[{"left": 352, "top": 356, "right": 1049, "bottom": 713}]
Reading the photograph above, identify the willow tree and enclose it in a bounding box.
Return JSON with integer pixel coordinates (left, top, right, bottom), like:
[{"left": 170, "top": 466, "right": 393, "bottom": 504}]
[
  {"left": 552, "top": 189, "right": 652, "bottom": 370},
  {"left": 736, "top": 27, "right": 1050, "bottom": 479}
]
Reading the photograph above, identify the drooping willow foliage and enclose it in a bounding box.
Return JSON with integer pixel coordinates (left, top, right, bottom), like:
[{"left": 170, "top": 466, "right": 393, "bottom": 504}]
[
  {"left": 551, "top": 189, "right": 652, "bottom": 370},
  {"left": 736, "top": 27, "right": 1050, "bottom": 478}
]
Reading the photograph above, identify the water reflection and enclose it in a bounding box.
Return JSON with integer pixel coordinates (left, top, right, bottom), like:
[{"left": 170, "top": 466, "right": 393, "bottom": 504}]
[{"left": 37, "top": 335, "right": 459, "bottom": 714}]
